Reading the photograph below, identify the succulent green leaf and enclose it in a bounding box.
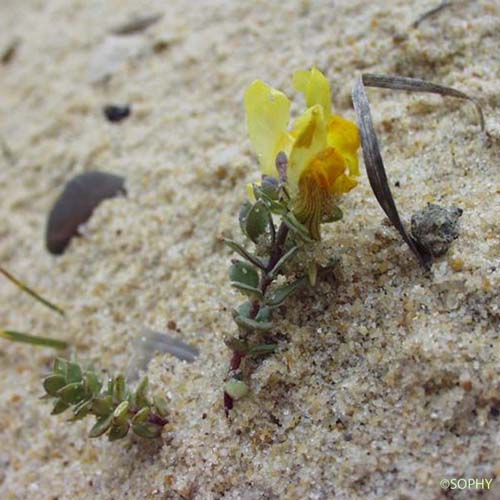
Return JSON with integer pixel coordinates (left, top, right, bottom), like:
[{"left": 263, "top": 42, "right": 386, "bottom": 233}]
[
  {"left": 43, "top": 374, "right": 67, "bottom": 396},
  {"left": 108, "top": 423, "right": 130, "bottom": 441},
  {"left": 53, "top": 358, "right": 68, "bottom": 376},
  {"left": 255, "top": 305, "right": 272, "bottom": 322},
  {"left": 283, "top": 213, "right": 314, "bottom": 242},
  {"left": 132, "top": 422, "right": 163, "bottom": 439},
  {"left": 233, "top": 313, "right": 273, "bottom": 332},
  {"left": 131, "top": 406, "right": 151, "bottom": 424},
  {"left": 106, "top": 377, "right": 114, "bottom": 396},
  {"left": 245, "top": 200, "right": 269, "bottom": 243},
  {"left": 229, "top": 260, "right": 259, "bottom": 288},
  {"left": 231, "top": 282, "right": 264, "bottom": 299},
  {"left": 71, "top": 399, "right": 93, "bottom": 420},
  {"left": 89, "top": 414, "right": 113, "bottom": 438},
  {"left": 65, "top": 362, "right": 83, "bottom": 384},
  {"left": 224, "top": 379, "right": 249, "bottom": 400},
  {"left": 236, "top": 301, "right": 252, "bottom": 318},
  {"left": 153, "top": 395, "right": 169, "bottom": 418},
  {"left": 51, "top": 398, "right": 70, "bottom": 415},
  {"left": 223, "top": 239, "right": 266, "bottom": 270},
  {"left": 259, "top": 176, "right": 280, "bottom": 200},
  {"left": 92, "top": 396, "right": 113, "bottom": 417},
  {"left": 134, "top": 377, "right": 150, "bottom": 408},
  {"left": 57, "top": 382, "right": 85, "bottom": 404},
  {"left": 113, "top": 375, "right": 126, "bottom": 403},
  {"left": 269, "top": 245, "right": 299, "bottom": 278},
  {"left": 322, "top": 205, "right": 343, "bottom": 223},
  {"left": 253, "top": 185, "right": 287, "bottom": 215},
  {"left": 84, "top": 371, "right": 102, "bottom": 396},
  {"left": 233, "top": 303, "right": 272, "bottom": 328},
  {"left": 239, "top": 201, "right": 252, "bottom": 235},
  {"left": 113, "top": 401, "right": 130, "bottom": 426},
  {"left": 266, "top": 277, "right": 307, "bottom": 307}
]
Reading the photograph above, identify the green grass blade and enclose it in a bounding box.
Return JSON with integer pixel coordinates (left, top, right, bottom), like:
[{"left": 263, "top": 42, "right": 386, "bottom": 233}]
[
  {"left": 0, "top": 330, "right": 68, "bottom": 350},
  {"left": 0, "top": 266, "right": 65, "bottom": 317}
]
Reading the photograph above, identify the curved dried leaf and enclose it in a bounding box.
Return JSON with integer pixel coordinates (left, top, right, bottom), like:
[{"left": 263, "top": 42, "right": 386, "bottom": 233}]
[{"left": 352, "top": 76, "right": 432, "bottom": 268}]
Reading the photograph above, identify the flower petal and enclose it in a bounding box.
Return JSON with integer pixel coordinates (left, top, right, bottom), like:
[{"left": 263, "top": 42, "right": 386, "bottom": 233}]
[
  {"left": 288, "top": 105, "right": 327, "bottom": 195},
  {"left": 330, "top": 173, "right": 358, "bottom": 194},
  {"left": 327, "top": 114, "right": 360, "bottom": 176},
  {"left": 244, "top": 80, "right": 292, "bottom": 177},
  {"left": 293, "top": 147, "right": 346, "bottom": 240},
  {"left": 293, "top": 68, "right": 332, "bottom": 120}
]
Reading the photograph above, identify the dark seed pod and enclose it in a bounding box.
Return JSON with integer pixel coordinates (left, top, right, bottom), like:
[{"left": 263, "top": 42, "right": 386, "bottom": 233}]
[{"left": 46, "top": 171, "right": 126, "bottom": 255}]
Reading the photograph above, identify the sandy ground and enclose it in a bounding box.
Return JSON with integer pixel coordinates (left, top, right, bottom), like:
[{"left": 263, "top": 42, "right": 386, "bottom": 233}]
[{"left": 0, "top": 0, "right": 499, "bottom": 498}]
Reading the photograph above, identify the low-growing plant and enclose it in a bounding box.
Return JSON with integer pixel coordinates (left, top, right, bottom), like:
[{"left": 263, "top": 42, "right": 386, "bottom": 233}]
[{"left": 42, "top": 358, "right": 168, "bottom": 440}]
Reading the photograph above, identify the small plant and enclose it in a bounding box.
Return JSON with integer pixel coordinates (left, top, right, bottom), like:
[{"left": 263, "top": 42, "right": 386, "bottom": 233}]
[
  {"left": 42, "top": 358, "right": 168, "bottom": 440},
  {"left": 223, "top": 68, "right": 360, "bottom": 414},
  {"left": 223, "top": 67, "right": 485, "bottom": 414}
]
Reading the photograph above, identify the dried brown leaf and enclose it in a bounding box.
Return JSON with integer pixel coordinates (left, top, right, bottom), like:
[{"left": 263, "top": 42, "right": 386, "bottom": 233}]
[
  {"left": 352, "top": 73, "right": 485, "bottom": 269},
  {"left": 361, "top": 74, "right": 484, "bottom": 132},
  {"left": 352, "top": 77, "right": 432, "bottom": 269}
]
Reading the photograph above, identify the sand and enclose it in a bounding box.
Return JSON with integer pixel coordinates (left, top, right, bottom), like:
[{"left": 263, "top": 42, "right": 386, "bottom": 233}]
[{"left": 0, "top": 0, "right": 499, "bottom": 498}]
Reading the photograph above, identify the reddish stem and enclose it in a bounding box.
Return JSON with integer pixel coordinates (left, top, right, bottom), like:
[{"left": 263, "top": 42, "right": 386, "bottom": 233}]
[
  {"left": 129, "top": 407, "right": 168, "bottom": 427},
  {"left": 225, "top": 222, "right": 289, "bottom": 416},
  {"left": 230, "top": 351, "right": 244, "bottom": 370}
]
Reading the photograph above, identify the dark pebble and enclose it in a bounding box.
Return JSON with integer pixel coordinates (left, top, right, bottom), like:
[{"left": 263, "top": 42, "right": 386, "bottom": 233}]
[
  {"left": 103, "top": 105, "right": 131, "bottom": 123},
  {"left": 46, "top": 171, "right": 126, "bottom": 255},
  {"left": 490, "top": 404, "right": 499, "bottom": 418},
  {"left": 1, "top": 39, "right": 19, "bottom": 65}
]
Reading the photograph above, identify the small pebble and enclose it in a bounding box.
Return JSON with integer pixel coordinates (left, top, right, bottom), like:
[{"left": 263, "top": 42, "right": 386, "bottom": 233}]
[
  {"left": 450, "top": 257, "right": 464, "bottom": 272},
  {"left": 1, "top": 38, "right": 20, "bottom": 65},
  {"left": 103, "top": 104, "right": 131, "bottom": 123},
  {"left": 110, "top": 13, "right": 163, "bottom": 36},
  {"left": 46, "top": 171, "right": 126, "bottom": 254}
]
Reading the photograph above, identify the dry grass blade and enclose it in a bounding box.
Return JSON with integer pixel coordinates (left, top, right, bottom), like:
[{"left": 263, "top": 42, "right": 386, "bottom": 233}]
[
  {"left": 0, "top": 330, "right": 68, "bottom": 350},
  {"left": 352, "top": 76, "right": 432, "bottom": 269},
  {"left": 361, "top": 73, "right": 485, "bottom": 132},
  {"left": 0, "top": 266, "right": 65, "bottom": 316},
  {"left": 412, "top": 1, "right": 453, "bottom": 28}
]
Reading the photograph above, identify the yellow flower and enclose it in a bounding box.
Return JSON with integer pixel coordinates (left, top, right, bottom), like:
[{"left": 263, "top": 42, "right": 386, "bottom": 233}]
[{"left": 244, "top": 68, "right": 360, "bottom": 239}]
